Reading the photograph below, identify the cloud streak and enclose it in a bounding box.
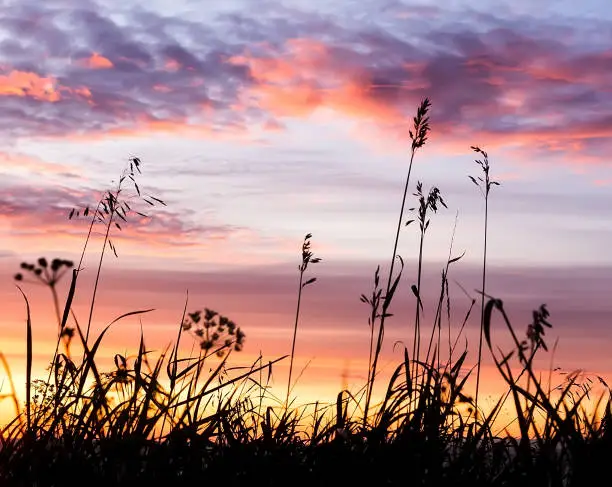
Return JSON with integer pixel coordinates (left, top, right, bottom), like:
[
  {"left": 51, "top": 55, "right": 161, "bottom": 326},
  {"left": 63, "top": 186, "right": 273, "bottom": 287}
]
[{"left": 0, "top": 182, "right": 243, "bottom": 251}]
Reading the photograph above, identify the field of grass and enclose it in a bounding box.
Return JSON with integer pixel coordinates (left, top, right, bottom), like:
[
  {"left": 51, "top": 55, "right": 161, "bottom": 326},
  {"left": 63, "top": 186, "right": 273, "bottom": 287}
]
[{"left": 1, "top": 100, "right": 611, "bottom": 487}]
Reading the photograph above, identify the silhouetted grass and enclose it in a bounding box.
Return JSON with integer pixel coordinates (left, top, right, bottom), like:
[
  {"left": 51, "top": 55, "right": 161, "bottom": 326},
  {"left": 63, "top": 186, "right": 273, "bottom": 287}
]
[
  {"left": 0, "top": 106, "right": 611, "bottom": 487},
  {"left": 470, "top": 145, "right": 500, "bottom": 414}
]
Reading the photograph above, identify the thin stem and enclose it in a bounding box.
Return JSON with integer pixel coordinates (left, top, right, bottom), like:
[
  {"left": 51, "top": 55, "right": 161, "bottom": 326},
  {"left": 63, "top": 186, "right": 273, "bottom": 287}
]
[
  {"left": 388, "top": 149, "right": 417, "bottom": 302},
  {"left": 286, "top": 269, "right": 304, "bottom": 409},
  {"left": 84, "top": 214, "right": 113, "bottom": 346},
  {"left": 411, "top": 226, "right": 425, "bottom": 392},
  {"left": 364, "top": 268, "right": 381, "bottom": 417},
  {"left": 37, "top": 200, "right": 101, "bottom": 417},
  {"left": 40, "top": 276, "right": 73, "bottom": 415},
  {"left": 84, "top": 189, "right": 120, "bottom": 347},
  {"left": 78, "top": 201, "right": 104, "bottom": 271},
  {"left": 475, "top": 195, "right": 489, "bottom": 415},
  {"left": 365, "top": 147, "right": 416, "bottom": 422},
  {"left": 366, "top": 312, "right": 375, "bottom": 403}
]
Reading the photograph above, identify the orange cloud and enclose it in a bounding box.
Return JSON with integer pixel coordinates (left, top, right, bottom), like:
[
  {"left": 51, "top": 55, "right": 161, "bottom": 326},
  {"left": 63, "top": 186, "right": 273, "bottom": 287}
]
[
  {"left": 73, "top": 86, "right": 92, "bottom": 98},
  {"left": 228, "top": 39, "right": 408, "bottom": 124},
  {"left": 0, "top": 70, "right": 61, "bottom": 102},
  {"left": 326, "top": 79, "right": 405, "bottom": 123},
  {"left": 255, "top": 82, "right": 323, "bottom": 117},
  {"left": 0, "top": 69, "right": 94, "bottom": 105},
  {"left": 228, "top": 54, "right": 298, "bottom": 84},
  {"left": 81, "top": 52, "right": 114, "bottom": 69}
]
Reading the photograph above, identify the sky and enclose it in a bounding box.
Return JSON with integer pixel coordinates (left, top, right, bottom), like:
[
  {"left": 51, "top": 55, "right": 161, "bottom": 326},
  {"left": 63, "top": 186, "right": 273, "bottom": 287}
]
[{"left": 0, "top": 0, "right": 612, "bottom": 418}]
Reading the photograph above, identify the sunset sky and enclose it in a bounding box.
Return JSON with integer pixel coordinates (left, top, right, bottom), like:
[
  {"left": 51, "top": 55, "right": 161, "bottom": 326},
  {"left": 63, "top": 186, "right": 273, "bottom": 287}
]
[{"left": 1, "top": 0, "right": 611, "bottom": 415}]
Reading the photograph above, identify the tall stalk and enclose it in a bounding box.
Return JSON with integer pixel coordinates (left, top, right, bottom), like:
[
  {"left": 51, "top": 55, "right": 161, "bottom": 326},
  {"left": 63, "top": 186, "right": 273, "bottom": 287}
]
[
  {"left": 285, "top": 233, "right": 320, "bottom": 409},
  {"left": 408, "top": 183, "right": 446, "bottom": 391},
  {"left": 364, "top": 98, "right": 431, "bottom": 423},
  {"left": 362, "top": 266, "right": 382, "bottom": 410},
  {"left": 77, "top": 158, "right": 166, "bottom": 346},
  {"left": 85, "top": 182, "right": 122, "bottom": 346},
  {"left": 469, "top": 146, "right": 499, "bottom": 415}
]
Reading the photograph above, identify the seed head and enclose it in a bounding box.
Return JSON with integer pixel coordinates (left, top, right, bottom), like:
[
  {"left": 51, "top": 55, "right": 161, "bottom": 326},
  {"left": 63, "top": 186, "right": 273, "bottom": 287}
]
[{"left": 409, "top": 98, "right": 432, "bottom": 151}]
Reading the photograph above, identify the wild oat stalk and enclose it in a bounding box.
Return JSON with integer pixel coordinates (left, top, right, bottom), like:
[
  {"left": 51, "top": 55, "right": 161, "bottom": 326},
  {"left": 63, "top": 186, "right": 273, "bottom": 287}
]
[
  {"left": 285, "top": 233, "right": 321, "bottom": 409},
  {"left": 469, "top": 146, "right": 499, "bottom": 415},
  {"left": 364, "top": 98, "right": 431, "bottom": 424},
  {"left": 68, "top": 157, "right": 166, "bottom": 347}
]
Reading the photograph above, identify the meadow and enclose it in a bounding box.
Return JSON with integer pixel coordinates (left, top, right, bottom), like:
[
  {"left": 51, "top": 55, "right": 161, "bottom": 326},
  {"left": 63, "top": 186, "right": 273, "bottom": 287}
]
[{"left": 0, "top": 99, "right": 610, "bottom": 487}]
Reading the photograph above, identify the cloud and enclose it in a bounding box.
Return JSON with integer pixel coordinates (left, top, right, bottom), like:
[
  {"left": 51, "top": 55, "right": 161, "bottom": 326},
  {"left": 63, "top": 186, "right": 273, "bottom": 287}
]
[
  {"left": 226, "top": 38, "right": 411, "bottom": 123},
  {"left": 78, "top": 52, "right": 114, "bottom": 69},
  {"left": 0, "top": 1, "right": 609, "bottom": 165},
  {"left": 0, "top": 3, "right": 256, "bottom": 139},
  {"left": 0, "top": 70, "right": 63, "bottom": 102},
  {"left": 223, "top": 12, "right": 612, "bottom": 164}
]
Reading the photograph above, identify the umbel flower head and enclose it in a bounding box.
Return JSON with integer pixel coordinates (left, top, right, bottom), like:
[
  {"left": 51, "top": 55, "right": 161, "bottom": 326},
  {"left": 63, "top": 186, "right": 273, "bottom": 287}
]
[
  {"left": 14, "top": 258, "right": 74, "bottom": 285},
  {"left": 14, "top": 257, "right": 76, "bottom": 350},
  {"left": 182, "top": 308, "right": 245, "bottom": 356}
]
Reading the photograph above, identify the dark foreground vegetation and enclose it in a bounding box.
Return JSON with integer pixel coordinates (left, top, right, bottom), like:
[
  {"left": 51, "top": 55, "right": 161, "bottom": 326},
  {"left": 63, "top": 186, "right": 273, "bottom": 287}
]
[{"left": 1, "top": 100, "right": 611, "bottom": 487}]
